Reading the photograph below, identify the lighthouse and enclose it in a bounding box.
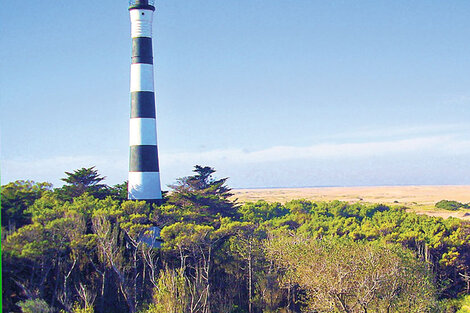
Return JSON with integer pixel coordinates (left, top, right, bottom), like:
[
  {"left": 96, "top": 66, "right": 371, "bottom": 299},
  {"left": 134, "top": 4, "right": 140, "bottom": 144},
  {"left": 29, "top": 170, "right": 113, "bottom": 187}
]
[{"left": 128, "top": 0, "right": 162, "bottom": 201}]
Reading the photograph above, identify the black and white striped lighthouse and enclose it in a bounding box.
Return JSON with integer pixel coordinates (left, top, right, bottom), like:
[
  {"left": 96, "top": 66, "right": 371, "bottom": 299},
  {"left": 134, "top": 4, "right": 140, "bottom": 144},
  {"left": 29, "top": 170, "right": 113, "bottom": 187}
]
[{"left": 128, "top": 0, "right": 162, "bottom": 201}]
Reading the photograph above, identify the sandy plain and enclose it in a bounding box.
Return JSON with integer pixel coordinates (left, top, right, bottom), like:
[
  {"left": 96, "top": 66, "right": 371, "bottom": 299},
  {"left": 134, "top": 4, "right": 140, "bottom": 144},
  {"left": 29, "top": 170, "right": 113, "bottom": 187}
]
[{"left": 231, "top": 185, "right": 470, "bottom": 220}]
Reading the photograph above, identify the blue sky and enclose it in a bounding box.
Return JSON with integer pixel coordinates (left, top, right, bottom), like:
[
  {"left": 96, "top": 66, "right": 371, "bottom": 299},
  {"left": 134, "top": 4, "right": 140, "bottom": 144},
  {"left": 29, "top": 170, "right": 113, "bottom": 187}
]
[{"left": 1, "top": 0, "right": 470, "bottom": 189}]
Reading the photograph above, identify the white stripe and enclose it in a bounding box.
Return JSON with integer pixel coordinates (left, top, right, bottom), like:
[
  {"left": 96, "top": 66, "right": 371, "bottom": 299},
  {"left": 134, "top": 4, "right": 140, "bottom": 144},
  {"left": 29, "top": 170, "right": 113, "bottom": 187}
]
[
  {"left": 130, "top": 63, "right": 154, "bottom": 92},
  {"left": 128, "top": 172, "right": 162, "bottom": 200},
  {"left": 129, "top": 118, "right": 157, "bottom": 146},
  {"left": 130, "top": 9, "right": 153, "bottom": 38}
]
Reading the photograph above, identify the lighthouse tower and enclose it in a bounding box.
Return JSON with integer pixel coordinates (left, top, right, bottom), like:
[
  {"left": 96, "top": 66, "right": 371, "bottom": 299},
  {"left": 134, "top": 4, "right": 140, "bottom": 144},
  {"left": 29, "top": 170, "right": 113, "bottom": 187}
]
[{"left": 128, "top": 0, "right": 162, "bottom": 201}]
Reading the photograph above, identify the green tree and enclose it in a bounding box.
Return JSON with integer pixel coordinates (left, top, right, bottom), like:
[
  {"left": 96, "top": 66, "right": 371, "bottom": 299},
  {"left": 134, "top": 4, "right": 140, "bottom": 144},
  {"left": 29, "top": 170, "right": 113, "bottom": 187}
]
[
  {"left": 266, "top": 233, "right": 438, "bottom": 313},
  {"left": 6, "top": 166, "right": 470, "bottom": 313},
  {"left": 1, "top": 180, "right": 52, "bottom": 230},
  {"left": 149, "top": 267, "right": 188, "bottom": 313},
  {"left": 167, "top": 165, "right": 237, "bottom": 224},
  {"left": 107, "top": 181, "right": 129, "bottom": 202},
  {"left": 119, "top": 200, "right": 154, "bottom": 313},
  {"left": 91, "top": 212, "right": 124, "bottom": 313},
  {"left": 56, "top": 167, "right": 107, "bottom": 200},
  {"left": 238, "top": 200, "right": 288, "bottom": 223},
  {"left": 160, "top": 219, "right": 242, "bottom": 313},
  {"left": 228, "top": 223, "right": 266, "bottom": 313}
]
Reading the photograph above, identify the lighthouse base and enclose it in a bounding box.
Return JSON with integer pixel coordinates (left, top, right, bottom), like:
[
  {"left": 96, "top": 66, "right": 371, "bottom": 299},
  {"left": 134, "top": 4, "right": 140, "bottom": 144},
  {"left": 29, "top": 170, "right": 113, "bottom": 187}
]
[{"left": 128, "top": 171, "right": 162, "bottom": 200}]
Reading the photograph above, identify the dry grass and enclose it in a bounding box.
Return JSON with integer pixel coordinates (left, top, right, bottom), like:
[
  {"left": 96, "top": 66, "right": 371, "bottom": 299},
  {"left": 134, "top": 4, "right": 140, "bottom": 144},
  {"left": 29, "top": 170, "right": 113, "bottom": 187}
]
[{"left": 231, "top": 185, "right": 470, "bottom": 220}]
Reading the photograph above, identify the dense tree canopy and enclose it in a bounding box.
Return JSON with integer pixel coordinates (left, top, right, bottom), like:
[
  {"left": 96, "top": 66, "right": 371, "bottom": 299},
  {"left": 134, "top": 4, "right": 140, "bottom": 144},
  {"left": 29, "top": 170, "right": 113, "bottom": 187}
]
[
  {"left": 266, "top": 234, "right": 437, "bottom": 312},
  {"left": 1, "top": 180, "right": 52, "bottom": 231},
  {"left": 2, "top": 165, "right": 470, "bottom": 313}
]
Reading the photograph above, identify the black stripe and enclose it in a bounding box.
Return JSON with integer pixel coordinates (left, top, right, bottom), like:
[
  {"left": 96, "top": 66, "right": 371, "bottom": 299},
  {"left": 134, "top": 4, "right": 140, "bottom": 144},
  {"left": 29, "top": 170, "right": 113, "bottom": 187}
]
[
  {"left": 132, "top": 37, "right": 153, "bottom": 64},
  {"left": 130, "top": 145, "right": 159, "bottom": 172},
  {"left": 131, "top": 91, "right": 156, "bottom": 118},
  {"left": 129, "top": 1, "right": 155, "bottom": 11}
]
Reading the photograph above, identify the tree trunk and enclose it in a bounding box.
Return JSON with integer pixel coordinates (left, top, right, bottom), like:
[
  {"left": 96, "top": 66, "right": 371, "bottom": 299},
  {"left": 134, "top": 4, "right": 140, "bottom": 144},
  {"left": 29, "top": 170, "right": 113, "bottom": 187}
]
[
  {"left": 206, "top": 246, "right": 212, "bottom": 313},
  {"left": 248, "top": 240, "right": 253, "bottom": 313},
  {"left": 119, "top": 282, "right": 135, "bottom": 313},
  {"left": 141, "top": 258, "right": 146, "bottom": 300},
  {"left": 63, "top": 257, "right": 77, "bottom": 307},
  {"left": 100, "top": 270, "right": 106, "bottom": 313},
  {"left": 133, "top": 248, "right": 138, "bottom": 310},
  {"left": 51, "top": 258, "right": 60, "bottom": 308},
  {"left": 39, "top": 260, "right": 53, "bottom": 299}
]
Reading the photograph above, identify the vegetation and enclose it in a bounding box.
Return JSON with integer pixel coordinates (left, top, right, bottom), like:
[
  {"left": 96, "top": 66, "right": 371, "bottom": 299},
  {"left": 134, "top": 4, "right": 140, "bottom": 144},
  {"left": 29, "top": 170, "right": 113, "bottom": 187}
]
[
  {"left": 435, "top": 200, "right": 470, "bottom": 211},
  {"left": 17, "top": 299, "right": 52, "bottom": 313},
  {"left": 266, "top": 235, "right": 437, "bottom": 312},
  {"left": 2, "top": 166, "right": 470, "bottom": 312}
]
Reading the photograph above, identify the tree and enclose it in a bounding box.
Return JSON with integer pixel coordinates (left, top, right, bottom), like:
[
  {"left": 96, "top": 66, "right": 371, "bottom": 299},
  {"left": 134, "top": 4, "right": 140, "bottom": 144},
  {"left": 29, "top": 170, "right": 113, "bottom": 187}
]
[
  {"left": 265, "top": 233, "right": 438, "bottom": 313},
  {"left": 118, "top": 200, "right": 154, "bottom": 313},
  {"left": 160, "top": 219, "right": 240, "bottom": 313},
  {"left": 228, "top": 223, "right": 265, "bottom": 313},
  {"left": 6, "top": 165, "right": 470, "bottom": 313},
  {"left": 238, "top": 201, "right": 289, "bottom": 223},
  {"left": 186, "top": 165, "right": 230, "bottom": 192},
  {"left": 107, "top": 182, "right": 128, "bottom": 202},
  {"left": 56, "top": 167, "right": 107, "bottom": 200},
  {"left": 150, "top": 267, "right": 189, "bottom": 313},
  {"left": 1, "top": 180, "right": 52, "bottom": 231},
  {"left": 160, "top": 222, "right": 216, "bottom": 313},
  {"left": 92, "top": 212, "right": 129, "bottom": 313},
  {"left": 167, "top": 165, "right": 237, "bottom": 224}
]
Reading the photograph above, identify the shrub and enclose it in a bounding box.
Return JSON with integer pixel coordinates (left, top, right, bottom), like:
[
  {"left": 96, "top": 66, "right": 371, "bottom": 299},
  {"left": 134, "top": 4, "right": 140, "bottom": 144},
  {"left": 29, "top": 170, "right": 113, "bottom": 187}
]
[
  {"left": 71, "top": 302, "right": 94, "bottom": 313},
  {"left": 435, "top": 200, "right": 468, "bottom": 211},
  {"left": 17, "top": 299, "right": 51, "bottom": 313},
  {"left": 457, "top": 295, "right": 470, "bottom": 313}
]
